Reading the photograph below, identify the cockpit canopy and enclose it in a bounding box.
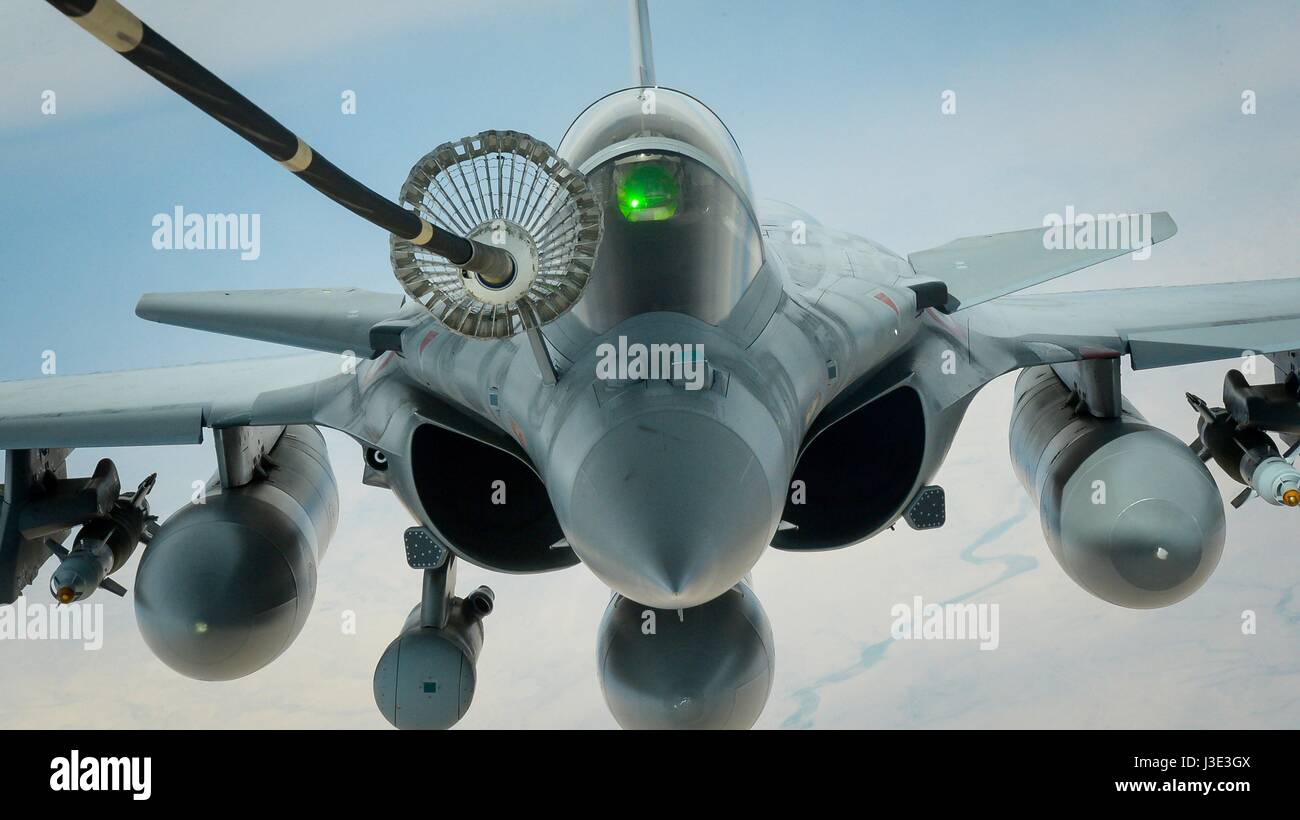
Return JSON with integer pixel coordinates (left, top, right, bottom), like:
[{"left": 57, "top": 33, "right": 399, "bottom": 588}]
[
  {"left": 557, "top": 89, "right": 763, "bottom": 330},
  {"left": 561, "top": 88, "right": 755, "bottom": 198}
]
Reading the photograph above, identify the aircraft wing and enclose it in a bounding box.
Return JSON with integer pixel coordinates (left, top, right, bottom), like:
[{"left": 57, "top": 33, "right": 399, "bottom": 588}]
[
  {"left": 135, "top": 287, "right": 407, "bottom": 357},
  {"left": 0, "top": 354, "right": 351, "bottom": 449},
  {"left": 909, "top": 212, "right": 1177, "bottom": 310},
  {"left": 968, "top": 277, "right": 1300, "bottom": 370}
]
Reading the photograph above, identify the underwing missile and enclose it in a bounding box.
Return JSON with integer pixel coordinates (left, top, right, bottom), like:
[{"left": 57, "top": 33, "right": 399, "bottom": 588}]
[
  {"left": 48, "top": 473, "right": 157, "bottom": 603},
  {"left": 1242, "top": 454, "right": 1300, "bottom": 507},
  {"left": 1187, "top": 392, "right": 1300, "bottom": 508}
]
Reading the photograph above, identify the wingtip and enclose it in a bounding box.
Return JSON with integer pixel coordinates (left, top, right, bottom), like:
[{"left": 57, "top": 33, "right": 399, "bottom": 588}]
[
  {"left": 135, "top": 293, "right": 162, "bottom": 321},
  {"left": 1154, "top": 211, "right": 1178, "bottom": 239}
]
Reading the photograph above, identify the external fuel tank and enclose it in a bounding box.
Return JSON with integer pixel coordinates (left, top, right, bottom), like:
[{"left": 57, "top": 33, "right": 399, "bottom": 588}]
[
  {"left": 1010, "top": 367, "right": 1225, "bottom": 608},
  {"left": 134, "top": 425, "right": 338, "bottom": 680}
]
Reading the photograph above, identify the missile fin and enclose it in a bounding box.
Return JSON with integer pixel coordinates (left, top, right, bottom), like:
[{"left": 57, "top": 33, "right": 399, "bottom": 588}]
[{"left": 98, "top": 577, "right": 128, "bottom": 598}]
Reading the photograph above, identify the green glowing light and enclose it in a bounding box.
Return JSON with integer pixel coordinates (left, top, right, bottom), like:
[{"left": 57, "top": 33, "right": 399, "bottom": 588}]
[{"left": 616, "top": 161, "right": 679, "bottom": 222}]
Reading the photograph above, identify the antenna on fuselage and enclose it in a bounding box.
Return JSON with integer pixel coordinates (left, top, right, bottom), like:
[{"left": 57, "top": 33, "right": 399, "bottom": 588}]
[{"left": 629, "top": 0, "right": 657, "bottom": 86}]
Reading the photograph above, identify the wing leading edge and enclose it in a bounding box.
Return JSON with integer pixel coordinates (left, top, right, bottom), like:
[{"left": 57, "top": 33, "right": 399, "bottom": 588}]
[
  {"left": 909, "top": 212, "right": 1177, "bottom": 311},
  {"left": 135, "top": 287, "right": 407, "bottom": 357},
  {"left": 0, "top": 354, "right": 349, "bottom": 449},
  {"left": 969, "top": 277, "right": 1300, "bottom": 371}
]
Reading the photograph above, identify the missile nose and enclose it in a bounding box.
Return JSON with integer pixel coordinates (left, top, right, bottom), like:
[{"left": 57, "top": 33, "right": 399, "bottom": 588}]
[
  {"left": 50, "top": 563, "right": 91, "bottom": 603},
  {"left": 561, "top": 410, "right": 777, "bottom": 609},
  {"left": 1283, "top": 489, "right": 1300, "bottom": 507}
]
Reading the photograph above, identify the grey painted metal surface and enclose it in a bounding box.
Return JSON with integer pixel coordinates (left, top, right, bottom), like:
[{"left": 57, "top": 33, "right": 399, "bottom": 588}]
[
  {"left": 373, "top": 555, "right": 492, "bottom": 730},
  {"left": 598, "top": 580, "right": 773, "bottom": 730},
  {"left": 1010, "top": 367, "right": 1225, "bottom": 608},
  {"left": 215, "top": 425, "right": 285, "bottom": 489},
  {"left": 136, "top": 288, "right": 405, "bottom": 357},
  {"left": 909, "top": 212, "right": 1177, "bottom": 310},
  {"left": 629, "top": 0, "right": 656, "bottom": 87},
  {"left": 134, "top": 426, "right": 338, "bottom": 680}
]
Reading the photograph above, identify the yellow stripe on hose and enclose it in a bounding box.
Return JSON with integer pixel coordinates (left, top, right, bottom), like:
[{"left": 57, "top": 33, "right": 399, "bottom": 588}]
[
  {"left": 279, "top": 137, "right": 314, "bottom": 172},
  {"left": 76, "top": 0, "right": 144, "bottom": 53},
  {"left": 412, "top": 220, "right": 434, "bottom": 245}
]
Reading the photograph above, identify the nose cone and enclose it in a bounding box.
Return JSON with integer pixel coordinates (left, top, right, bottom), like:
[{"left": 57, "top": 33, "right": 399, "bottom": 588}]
[
  {"left": 563, "top": 411, "right": 775, "bottom": 608},
  {"left": 50, "top": 557, "right": 97, "bottom": 603}
]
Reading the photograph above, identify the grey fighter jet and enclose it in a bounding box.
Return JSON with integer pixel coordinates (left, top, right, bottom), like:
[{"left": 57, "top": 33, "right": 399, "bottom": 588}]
[{"left": 4, "top": 0, "right": 1300, "bottom": 729}]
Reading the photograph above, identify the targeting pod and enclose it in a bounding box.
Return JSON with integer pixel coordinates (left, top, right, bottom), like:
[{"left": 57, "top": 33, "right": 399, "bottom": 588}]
[{"left": 373, "top": 538, "right": 494, "bottom": 730}]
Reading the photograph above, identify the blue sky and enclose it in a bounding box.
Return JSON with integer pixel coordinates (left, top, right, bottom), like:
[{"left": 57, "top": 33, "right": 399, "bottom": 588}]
[{"left": 2, "top": 0, "right": 1300, "bottom": 728}]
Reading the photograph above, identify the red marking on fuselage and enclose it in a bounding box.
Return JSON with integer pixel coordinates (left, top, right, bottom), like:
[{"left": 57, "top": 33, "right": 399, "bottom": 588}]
[
  {"left": 360, "top": 351, "right": 396, "bottom": 391},
  {"left": 874, "top": 292, "right": 900, "bottom": 315},
  {"left": 419, "top": 331, "right": 439, "bottom": 354},
  {"left": 1079, "top": 346, "right": 1122, "bottom": 360},
  {"left": 925, "top": 307, "right": 969, "bottom": 341}
]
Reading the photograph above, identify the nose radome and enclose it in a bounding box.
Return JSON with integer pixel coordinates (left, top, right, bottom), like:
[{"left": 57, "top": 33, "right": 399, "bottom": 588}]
[{"left": 563, "top": 410, "right": 775, "bottom": 608}]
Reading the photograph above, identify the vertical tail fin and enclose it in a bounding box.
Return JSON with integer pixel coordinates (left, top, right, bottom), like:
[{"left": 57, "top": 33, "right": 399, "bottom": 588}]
[{"left": 629, "top": 0, "right": 656, "bottom": 86}]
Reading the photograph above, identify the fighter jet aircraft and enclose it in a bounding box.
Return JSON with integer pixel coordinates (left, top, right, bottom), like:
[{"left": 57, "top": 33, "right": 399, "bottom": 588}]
[{"left": 4, "top": 0, "right": 1300, "bottom": 729}]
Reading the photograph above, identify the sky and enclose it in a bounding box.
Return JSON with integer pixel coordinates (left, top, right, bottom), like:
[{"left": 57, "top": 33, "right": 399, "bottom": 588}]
[{"left": 1, "top": 0, "right": 1300, "bottom": 729}]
